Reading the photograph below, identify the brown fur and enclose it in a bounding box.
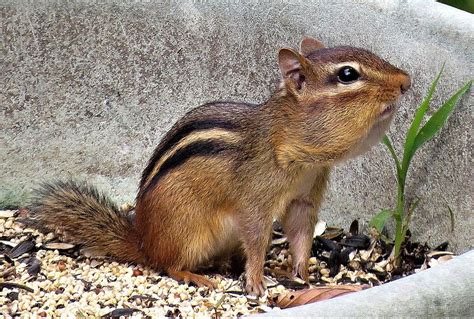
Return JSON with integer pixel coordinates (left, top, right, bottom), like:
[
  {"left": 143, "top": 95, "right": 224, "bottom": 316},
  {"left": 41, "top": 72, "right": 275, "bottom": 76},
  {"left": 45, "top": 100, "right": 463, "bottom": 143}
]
[
  {"left": 30, "top": 181, "right": 143, "bottom": 263},
  {"left": 30, "top": 38, "right": 410, "bottom": 296}
]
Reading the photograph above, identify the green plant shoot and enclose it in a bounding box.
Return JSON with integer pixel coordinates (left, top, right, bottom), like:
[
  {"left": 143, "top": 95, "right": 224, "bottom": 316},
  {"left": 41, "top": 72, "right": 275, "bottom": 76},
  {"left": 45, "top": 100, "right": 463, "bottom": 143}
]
[{"left": 370, "top": 66, "right": 472, "bottom": 263}]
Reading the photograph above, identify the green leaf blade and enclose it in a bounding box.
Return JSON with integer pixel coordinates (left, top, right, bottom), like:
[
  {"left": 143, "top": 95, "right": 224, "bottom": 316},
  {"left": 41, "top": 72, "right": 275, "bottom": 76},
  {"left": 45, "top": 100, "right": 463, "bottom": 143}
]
[
  {"left": 401, "top": 64, "right": 445, "bottom": 175},
  {"left": 369, "top": 210, "right": 393, "bottom": 233},
  {"left": 382, "top": 135, "right": 401, "bottom": 180},
  {"left": 412, "top": 80, "right": 472, "bottom": 152}
]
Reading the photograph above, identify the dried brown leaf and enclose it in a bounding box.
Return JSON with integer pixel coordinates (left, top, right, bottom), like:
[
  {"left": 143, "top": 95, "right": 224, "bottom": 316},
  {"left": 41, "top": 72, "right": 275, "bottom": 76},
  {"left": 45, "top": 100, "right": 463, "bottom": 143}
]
[
  {"left": 437, "top": 255, "right": 453, "bottom": 263},
  {"left": 276, "top": 285, "right": 367, "bottom": 308}
]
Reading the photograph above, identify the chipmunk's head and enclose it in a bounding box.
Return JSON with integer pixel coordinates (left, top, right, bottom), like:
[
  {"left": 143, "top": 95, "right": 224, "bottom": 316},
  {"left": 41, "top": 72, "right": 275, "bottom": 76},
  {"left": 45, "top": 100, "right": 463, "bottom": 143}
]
[{"left": 274, "top": 37, "right": 410, "bottom": 166}]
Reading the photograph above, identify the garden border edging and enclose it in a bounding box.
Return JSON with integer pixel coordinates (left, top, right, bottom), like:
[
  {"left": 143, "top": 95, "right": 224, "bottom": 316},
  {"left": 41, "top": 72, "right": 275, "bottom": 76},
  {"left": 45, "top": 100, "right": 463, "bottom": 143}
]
[{"left": 252, "top": 250, "right": 474, "bottom": 317}]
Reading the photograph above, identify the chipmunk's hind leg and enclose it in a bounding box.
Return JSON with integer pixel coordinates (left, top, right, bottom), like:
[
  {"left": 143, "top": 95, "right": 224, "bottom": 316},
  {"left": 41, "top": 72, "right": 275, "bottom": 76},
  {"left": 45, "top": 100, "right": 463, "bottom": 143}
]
[
  {"left": 199, "top": 244, "right": 246, "bottom": 276},
  {"left": 167, "top": 269, "right": 217, "bottom": 289}
]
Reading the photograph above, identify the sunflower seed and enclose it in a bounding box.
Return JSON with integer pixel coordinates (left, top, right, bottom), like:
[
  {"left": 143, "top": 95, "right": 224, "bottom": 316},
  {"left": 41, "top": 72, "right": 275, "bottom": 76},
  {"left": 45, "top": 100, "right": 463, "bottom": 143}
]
[
  {"left": 313, "top": 220, "right": 327, "bottom": 237},
  {"left": 26, "top": 257, "right": 41, "bottom": 276},
  {"left": 341, "top": 235, "right": 370, "bottom": 249},
  {"left": 8, "top": 238, "right": 36, "bottom": 258},
  {"left": 349, "top": 219, "right": 359, "bottom": 236},
  {"left": 42, "top": 242, "right": 76, "bottom": 250},
  {"left": 101, "top": 308, "right": 142, "bottom": 318},
  {"left": 426, "top": 250, "right": 454, "bottom": 258}
]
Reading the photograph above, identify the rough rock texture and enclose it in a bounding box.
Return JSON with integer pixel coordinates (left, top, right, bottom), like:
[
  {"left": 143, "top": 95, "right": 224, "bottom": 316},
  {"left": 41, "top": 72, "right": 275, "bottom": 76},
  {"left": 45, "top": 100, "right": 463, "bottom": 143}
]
[{"left": 1, "top": 0, "right": 472, "bottom": 252}]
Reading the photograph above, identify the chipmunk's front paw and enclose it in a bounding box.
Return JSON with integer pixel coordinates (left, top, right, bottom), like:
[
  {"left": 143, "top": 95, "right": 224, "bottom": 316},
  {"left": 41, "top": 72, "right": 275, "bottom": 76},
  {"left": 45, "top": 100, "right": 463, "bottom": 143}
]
[
  {"left": 245, "top": 273, "right": 266, "bottom": 297},
  {"left": 292, "top": 260, "right": 309, "bottom": 282}
]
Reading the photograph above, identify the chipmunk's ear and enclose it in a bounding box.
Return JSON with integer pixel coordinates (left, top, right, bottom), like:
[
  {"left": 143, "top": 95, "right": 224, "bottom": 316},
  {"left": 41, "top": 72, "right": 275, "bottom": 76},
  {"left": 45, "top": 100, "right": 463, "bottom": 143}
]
[
  {"left": 299, "top": 37, "right": 325, "bottom": 56},
  {"left": 278, "top": 48, "right": 308, "bottom": 91}
]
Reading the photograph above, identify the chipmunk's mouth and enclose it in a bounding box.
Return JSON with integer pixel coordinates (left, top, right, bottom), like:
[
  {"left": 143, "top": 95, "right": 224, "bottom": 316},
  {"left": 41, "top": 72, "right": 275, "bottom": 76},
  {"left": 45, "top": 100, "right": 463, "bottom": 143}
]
[{"left": 379, "top": 104, "right": 396, "bottom": 121}]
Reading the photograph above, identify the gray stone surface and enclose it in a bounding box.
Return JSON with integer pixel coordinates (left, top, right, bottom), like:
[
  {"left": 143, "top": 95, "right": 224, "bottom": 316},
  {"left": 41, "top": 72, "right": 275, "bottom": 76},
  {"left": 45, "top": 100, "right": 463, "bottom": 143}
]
[
  {"left": 254, "top": 250, "right": 474, "bottom": 317},
  {"left": 1, "top": 0, "right": 472, "bottom": 251}
]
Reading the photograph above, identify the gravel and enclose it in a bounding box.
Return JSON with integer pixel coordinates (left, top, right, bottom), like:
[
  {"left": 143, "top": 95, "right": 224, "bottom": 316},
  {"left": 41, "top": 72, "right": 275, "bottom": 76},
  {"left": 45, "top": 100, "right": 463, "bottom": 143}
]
[
  {"left": 0, "top": 210, "right": 279, "bottom": 318},
  {"left": 1, "top": 209, "right": 448, "bottom": 318}
]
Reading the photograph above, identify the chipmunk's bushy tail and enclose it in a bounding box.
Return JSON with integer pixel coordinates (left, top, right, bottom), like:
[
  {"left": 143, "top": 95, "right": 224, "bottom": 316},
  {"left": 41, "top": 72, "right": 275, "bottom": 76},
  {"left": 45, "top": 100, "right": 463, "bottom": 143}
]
[{"left": 29, "top": 180, "right": 144, "bottom": 264}]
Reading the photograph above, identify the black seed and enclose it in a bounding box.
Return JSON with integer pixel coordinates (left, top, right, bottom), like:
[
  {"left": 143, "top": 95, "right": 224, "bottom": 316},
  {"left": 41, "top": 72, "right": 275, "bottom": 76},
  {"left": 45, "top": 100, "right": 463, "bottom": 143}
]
[
  {"left": 81, "top": 280, "right": 92, "bottom": 291},
  {"left": 7, "top": 291, "right": 19, "bottom": 301},
  {"left": 434, "top": 242, "right": 449, "bottom": 251},
  {"left": 349, "top": 219, "right": 359, "bottom": 236},
  {"left": 101, "top": 308, "right": 142, "bottom": 318},
  {"left": 276, "top": 278, "right": 309, "bottom": 290},
  {"left": 129, "top": 295, "right": 158, "bottom": 302},
  {"left": 341, "top": 235, "right": 371, "bottom": 249},
  {"left": 339, "top": 247, "right": 355, "bottom": 265},
  {"left": 356, "top": 277, "right": 370, "bottom": 285},
  {"left": 316, "top": 236, "right": 338, "bottom": 251},
  {"left": 405, "top": 229, "right": 412, "bottom": 239},
  {"left": 7, "top": 239, "right": 36, "bottom": 259},
  {"left": 27, "top": 257, "right": 41, "bottom": 276},
  {"left": 328, "top": 249, "right": 341, "bottom": 276},
  {"left": 55, "top": 287, "right": 65, "bottom": 294}
]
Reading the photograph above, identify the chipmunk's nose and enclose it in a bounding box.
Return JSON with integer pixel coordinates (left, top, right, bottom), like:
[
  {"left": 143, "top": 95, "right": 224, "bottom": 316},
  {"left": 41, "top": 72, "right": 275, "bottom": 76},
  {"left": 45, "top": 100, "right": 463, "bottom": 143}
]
[{"left": 400, "top": 74, "right": 411, "bottom": 94}]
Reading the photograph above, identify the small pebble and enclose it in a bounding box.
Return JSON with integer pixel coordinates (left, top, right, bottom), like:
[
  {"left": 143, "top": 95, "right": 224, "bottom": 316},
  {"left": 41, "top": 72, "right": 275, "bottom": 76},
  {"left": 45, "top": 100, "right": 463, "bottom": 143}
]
[
  {"left": 57, "top": 261, "right": 67, "bottom": 272},
  {"left": 132, "top": 268, "right": 143, "bottom": 276}
]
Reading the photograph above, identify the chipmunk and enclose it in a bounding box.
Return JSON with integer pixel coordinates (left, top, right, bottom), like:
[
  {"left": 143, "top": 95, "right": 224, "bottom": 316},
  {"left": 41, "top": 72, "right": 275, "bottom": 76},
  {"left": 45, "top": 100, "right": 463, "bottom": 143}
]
[{"left": 30, "top": 37, "right": 410, "bottom": 296}]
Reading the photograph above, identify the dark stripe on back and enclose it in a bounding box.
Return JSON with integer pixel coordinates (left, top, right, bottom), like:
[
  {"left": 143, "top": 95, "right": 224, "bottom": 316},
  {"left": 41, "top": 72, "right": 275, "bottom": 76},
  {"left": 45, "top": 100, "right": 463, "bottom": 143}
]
[
  {"left": 141, "top": 140, "right": 235, "bottom": 197},
  {"left": 140, "top": 119, "right": 238, "bottom": 188}
]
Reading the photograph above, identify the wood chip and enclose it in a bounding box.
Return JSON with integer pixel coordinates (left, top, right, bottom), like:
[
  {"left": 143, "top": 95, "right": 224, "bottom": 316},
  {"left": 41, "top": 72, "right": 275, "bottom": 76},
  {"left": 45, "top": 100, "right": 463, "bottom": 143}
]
[{"left": 437, "top": 255, "right": 453, "bottom": 263}]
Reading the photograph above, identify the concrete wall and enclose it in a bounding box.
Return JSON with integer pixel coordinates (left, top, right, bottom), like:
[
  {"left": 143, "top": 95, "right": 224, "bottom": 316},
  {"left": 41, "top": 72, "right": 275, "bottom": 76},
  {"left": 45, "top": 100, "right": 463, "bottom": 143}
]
[{"left": 1, "top": 0, "right": 472, "bottom": 252}]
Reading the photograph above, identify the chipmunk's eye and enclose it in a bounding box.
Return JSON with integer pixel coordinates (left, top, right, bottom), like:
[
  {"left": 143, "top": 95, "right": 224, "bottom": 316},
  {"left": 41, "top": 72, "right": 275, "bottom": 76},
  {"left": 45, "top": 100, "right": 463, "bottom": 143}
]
[{"left": 337, "top": 66, "right": 360, "bottom": 84}]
